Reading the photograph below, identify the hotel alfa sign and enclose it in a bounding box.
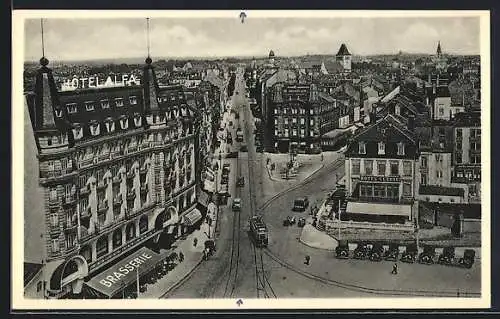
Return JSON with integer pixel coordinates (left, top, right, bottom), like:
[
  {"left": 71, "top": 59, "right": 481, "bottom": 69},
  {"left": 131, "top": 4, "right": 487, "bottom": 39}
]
[
  {"left": 360, "top": 175, "right": 400, "bottom": 183},
  {"left": 61, "top": 74, "right": 141, "bottom": 91}
]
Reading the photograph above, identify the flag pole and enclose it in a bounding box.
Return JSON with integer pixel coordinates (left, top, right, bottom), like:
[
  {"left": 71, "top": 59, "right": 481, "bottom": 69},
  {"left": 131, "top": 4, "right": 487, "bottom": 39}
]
[{"left": 136, "top": 266, "right": 140, "bottom": 298}]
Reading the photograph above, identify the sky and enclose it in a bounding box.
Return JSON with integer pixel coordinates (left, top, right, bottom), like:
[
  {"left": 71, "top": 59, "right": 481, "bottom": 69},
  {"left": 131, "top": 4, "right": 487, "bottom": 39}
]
[{"left": 23, "top": 16, "right": 481, "bottom": 61}]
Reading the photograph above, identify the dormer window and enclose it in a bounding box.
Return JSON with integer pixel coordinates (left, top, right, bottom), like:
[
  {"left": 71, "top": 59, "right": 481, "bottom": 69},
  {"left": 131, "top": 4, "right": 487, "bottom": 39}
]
[
  {"left": 129, "top": 96, "right": 138, "bottom": 105},
  {"left": 67, "top": 103, "right": 77, "bottom": 114},
  {"left": 358, "top": 142, "right": 366, "bottom": 154},
  {"left": 397, "top": 142, "right": 405, "bottom": 156},
  {"left": 90, "top": 122, "right": 100, "bottom": 136},
  {"left": 115, "top": 98, "right": 124, "bottom": 107},
  {"left": 85, "top": 101, "right": 95, "bottom": 112},
  {"left": 55, "top": 109, "right": 63, "bottom": 118},
  {"left": 120, "top": 117, "right": 129, "bottom": 130},
  {"left": 105, "top": 120, "right": 115, "bottom": 133},
  {"left": 72, "top": 124, "right": 83, "bottom": 140},
  {"left": 378, "top": 142, "right": 385, "bottom": 155},
  {"left": 134, "top": 115, "right": 142, "bottom": 127},
  {"left": 101, "top": 100, "right": 110, "bottom": 109}
]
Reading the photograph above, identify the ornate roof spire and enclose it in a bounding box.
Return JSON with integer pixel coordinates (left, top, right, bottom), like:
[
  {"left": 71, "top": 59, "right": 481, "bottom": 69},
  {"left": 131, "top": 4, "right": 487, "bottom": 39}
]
[
  {"left": 145, "top": 17, "right": 152, "bottom": 65},
  {"left": 40, "top": 19, "right": 49, "bottom": 67},
  {"left": 437, "top": 41, "right": 442, "bottom": 56}
]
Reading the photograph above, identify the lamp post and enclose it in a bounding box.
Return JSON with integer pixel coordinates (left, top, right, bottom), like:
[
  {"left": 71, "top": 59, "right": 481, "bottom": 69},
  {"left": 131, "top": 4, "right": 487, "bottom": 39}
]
[
  {"left": 338, "top": 199, "right": 341, "bottom": 240},
  {"left": 136, "top": 266, "right": 140, "bottom": 299}
]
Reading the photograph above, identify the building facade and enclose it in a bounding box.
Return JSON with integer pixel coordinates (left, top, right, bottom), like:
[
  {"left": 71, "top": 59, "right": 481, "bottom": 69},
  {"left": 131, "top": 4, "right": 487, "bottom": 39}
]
[{"left": 25, "top": 56, "right": 203, "bottom": 299}]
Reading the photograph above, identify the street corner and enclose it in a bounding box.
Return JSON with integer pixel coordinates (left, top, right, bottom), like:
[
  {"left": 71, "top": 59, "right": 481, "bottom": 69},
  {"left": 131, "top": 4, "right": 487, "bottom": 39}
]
[{"left": 299, "top": 224, "right": 338, "bottom": 251}]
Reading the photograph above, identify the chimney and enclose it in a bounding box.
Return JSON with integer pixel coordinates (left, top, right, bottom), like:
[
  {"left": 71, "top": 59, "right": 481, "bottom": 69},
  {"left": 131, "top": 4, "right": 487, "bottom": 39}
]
[{"left": 408, "top": 115, "right": 415, "bottom": 131}]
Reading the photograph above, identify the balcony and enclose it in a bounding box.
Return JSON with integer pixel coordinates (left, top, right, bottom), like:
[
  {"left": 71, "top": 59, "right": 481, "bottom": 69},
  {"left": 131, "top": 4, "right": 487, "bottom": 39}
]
[
  {"left": 63, "top": 194, "right": 77, "bottom": 207},
  {"left": 138, "top": 143, "right": 150, "bottom": 151},
  {"left": 113, "top": 195, "right": 123, "bottom": 206},
  {"left": 98, "top": 153, "right": 110, "bottom": 162},
  {"left": 79, "top": 185, "right": 91, "bottom": 196},
  {"left": 64, "top": 220, "right": 78, "bottom": 233},
  {"left": 110, "top": 149, "right": 123, "bottom": 159},
  {"left": 126, "top": 170, "right": 135, "bottom": 180},
  {"left": 112, "top": 175, "right": 122, "bottom": 185},
  {"left": 96, "top": 180, "right": 108, "bottom": 190},
  {"left": 48, "top": 197, "right": 59, "bottom": 208},
  {"left": 97, "top": 200, "right": 108, "bottom": 213},
  {"left": 80, "top": 205, "right": 91, "bottom": 219},
  {"left": 348, "top": 196, "right": 413, "bottom": 205},
  {"left": 128, "top": 145, "right": 138, "bottom": 153},
  {"left": 79, "top": 157, "right": 94, "bottom": 168},
  {"left": 139, "top": 166, "right": 148, "bottom": 175},
  {"left": 126, "top": 189, "right": 136, "bottom": 200}
]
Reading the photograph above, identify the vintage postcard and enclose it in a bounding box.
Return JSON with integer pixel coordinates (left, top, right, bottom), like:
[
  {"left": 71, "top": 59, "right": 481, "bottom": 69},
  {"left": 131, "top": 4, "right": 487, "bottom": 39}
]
[{"left": 11, "top": 10, "right": 491, "bottom": 310}]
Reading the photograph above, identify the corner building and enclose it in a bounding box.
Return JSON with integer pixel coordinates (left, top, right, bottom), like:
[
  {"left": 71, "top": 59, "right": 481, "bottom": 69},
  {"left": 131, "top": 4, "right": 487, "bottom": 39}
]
[{"left": 25, "top": 57, "right": 202, "bottom": 299}]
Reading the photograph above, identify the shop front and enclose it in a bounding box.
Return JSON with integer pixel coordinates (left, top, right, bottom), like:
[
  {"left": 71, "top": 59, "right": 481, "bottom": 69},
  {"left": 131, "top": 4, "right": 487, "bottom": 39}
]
[{"left": 83, "top": 247, "right": 164, "bottom": 299}]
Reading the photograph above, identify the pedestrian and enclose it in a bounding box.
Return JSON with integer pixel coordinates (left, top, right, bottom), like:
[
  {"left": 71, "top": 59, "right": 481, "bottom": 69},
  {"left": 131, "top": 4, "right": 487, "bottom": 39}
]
[
  {"left": 193, "top": 238, "right": 198, "bottom": 247},
  {"left": 179, "top": 251, "right": 184, "bottom": 262},
  {"left": 203, "top": 249, "right": 207, "bottom": 260},
  {"left": 321, "top": 153, "right": 324, "bottom": 161},
  {"left": 304, "top": 255, "right": 310, "bottom": 265},
  {"left": 391, "top": 263, "right": 398, "bottom": 275}
]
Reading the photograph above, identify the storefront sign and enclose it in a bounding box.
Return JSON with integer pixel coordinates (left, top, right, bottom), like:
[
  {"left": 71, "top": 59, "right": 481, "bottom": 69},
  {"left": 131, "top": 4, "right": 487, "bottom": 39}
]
[
  {"left": 61, "top": 74, "right": 141, "bottom": 91},
  {"left": 98, "top": 252, "right": 152, "bottom": 288},
  {"left": 360, "top": 175, "right": 400, "bottom": 183}
]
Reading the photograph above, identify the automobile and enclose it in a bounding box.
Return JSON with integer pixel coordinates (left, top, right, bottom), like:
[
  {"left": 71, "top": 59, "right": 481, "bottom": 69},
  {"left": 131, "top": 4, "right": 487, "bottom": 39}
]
[
  {"left": 232, "top": 198, "right": 241, "bottom": 211},
  {"left": 438, "top": 246, "right": 456, "bottom": 265},
  {"left": 240, "top": 145, "right": 248, "bottom": 152},
  {"left": 458, "top": 249, "right": 476, "bottom": 269},
  {"left": 384, "top": 243, "right": 400, "bottom": 261},
  {"left": 353, "top": 242, "right": 370, "bottom": 260},
  {"left": 283, "top": 216, "right": 296, "bottom": 226},
  {"left": 292, "top": 197, "right": 309, "bottom": 212},
  {"left": 335, "top": 240, "right": 350, "bottom": 259},
  {"left": 297, "top": 217, "right": 306, "bottom": 227},
  {"left": 369, "top": 243, "right": 385, "bottom": 262},
  {"left": 401, "top": 243, "right": 418, "bottom": 263},
  {"left": 237, "top": 176, "right": 245, "bottom": 187},
  {"left": 418, "top": 245, "right": 436, "bottom": 265}
]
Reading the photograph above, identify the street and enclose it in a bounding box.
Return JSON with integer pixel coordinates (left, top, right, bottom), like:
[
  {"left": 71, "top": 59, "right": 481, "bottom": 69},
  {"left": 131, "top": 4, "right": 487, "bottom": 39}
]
[{"left": 164, "top": 68, "right": 480, "bottom": 299}]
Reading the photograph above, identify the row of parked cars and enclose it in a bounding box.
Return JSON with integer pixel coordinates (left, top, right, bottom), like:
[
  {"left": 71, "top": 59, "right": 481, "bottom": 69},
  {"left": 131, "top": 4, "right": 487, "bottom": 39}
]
[{"left": 335, "top": 241, "right": 476, "bottom": 269}]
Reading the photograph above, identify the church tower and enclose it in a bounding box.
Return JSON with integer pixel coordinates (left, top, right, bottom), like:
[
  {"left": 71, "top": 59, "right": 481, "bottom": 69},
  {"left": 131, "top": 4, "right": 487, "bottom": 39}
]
[{"left": 335, "top": 43, "right": 352, "bottom": 72}]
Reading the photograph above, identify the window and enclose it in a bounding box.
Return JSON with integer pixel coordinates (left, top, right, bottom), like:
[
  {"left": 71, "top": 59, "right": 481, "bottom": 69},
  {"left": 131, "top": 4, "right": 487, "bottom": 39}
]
[
  {"left": 402, "top": 161, "right": 412, "bottom": 176},
  {"left": 284, "top": 118, "right": 289, "bottom": 125},
  {"left": 115, "top": 98, "right": 124, "bottom": 107},
  {"left": 85, "top": 101, "right": 95, "bottom": 111},
  {"left": 471, "top": 142, "right": 480, "bottom": 151},
  {"left": 439, "top": 108, "right": 444, "bottom": 116},
  {"left": 403, "top": 182, "right": 412, "bottom": 196},
  {"left": 390, "top": 161, "right": 399, "bottom": 176},
  {"left": 120, "top": 118, "right": 129, "bottom": 130},
  {"left": 292, "top": 118, "right": 297, "bottom": 124},
  {"left": 300, "top": 118, "right": 305, "bottom": 125},
  {"left": 310, "top": 131, "right": 314, "bottom": 137},
  {"left": 397, "top": 142, "right": 405, "bottom": 156},
  {"left": 129, "top": 96, "right": 138, "bottom": 105},
  {"left": 274, "top": 129, "right": 279, "bottom": 136},
  {"left": 112, "top": 229, "right": 122, "bottom": 249},
  {"left": 310, "top": 109, "right": 314, "bottom": 115},
  {"left": 96, "top": 236, "right": 108, "bottom": 258},
  {"left": 421, "top": 156, "right": 428, "bottom": 168},
  {"left": 274, "top": 109, "right": 278, "bottom": 115},
  {"left": 139, "top": 216, "right": 148, "bottom": 234},
  {"left": 377, "top": 161, "right": 386, "bottom": 176},
  {"left": 360, "top": 184, "right": 373, "bottom": 197},
  {"left": 435, "top": 154, "right": 443, "bottom": 162},
  {"left": 300, "top": 129, "right": 305, "bottom": 137},
  {"left": 421, "top": 173, "right": 427, "bottom": 185},
  {"left": 378, "top": 142, "right": 385, "bottom": 155},
  {"left": 274, "top": 119, "right": 278, "bottom": 125},
  {"left": 51, "top": 239, "right": 59, "bottom": 253},
  {"left": 455, "top": 141, "right": 462, "bottom": 150},
  {"left": 455, "top": 152, "right": 462, "bottom": 164},
  {"left": 387, "top": 185, "right": 399, "bottom": 198},
  {"left": 101, "top": 100, "right": 110, "bottom": 109},
  {"left": 49, "top": 188, "right": 58, "bottom": 201},
  {"left": 469, "top": 184, "right": 478, "bottom": 196},
  {"left": 436, "top": 170, "right": 443, "bottom": 178},
  {"left": 310, "top": 119, "right": 314, "bottom": 126},
  {"left": 66, "top": 103, "right": 77, "bottom": 114},
  {"left": 358, "top": 142, "right": 366, "bottom": 155},
  {"left": 374, "top": 185, "right": 385, "bottom": 197},
  {"left": 364, "top": 160, "right": 373, "bottom": 175},
  {"left": 456, "top": 128, "right": 462, "bottom": 139},
  {"left": 292, "top": 129, "right": 297, "bottom": 136},
  {"left": 471, "top": 129, "right": 481, "bottom": 139},
  {"left": 90, "top": 123, "right": 100, "bottom": 136},
  {"left": 471, "top": 155, "right": 481, "bottom": 164},
  {"left": 352, "top": 160, "right": 360, "bottom": 175},
  {"left": 50, "top": 212, "right": 58, "bottom": 227},
  {"left": 284, "top": 129, "right": 289, "bottom": 137}
]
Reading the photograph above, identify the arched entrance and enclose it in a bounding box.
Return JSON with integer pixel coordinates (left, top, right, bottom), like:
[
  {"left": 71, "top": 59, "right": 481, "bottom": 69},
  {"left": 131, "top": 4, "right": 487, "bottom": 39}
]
[
  {"left": 154, "top": 206, "right": 178, "bottom": 250},
  {"left": 49, "top": 256, "right": 88, "bottom": 298}
]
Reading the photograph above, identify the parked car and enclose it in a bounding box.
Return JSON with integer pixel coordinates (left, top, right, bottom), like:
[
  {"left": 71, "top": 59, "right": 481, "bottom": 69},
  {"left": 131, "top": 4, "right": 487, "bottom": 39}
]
[
  {"left": 335, "top": 240, "right": 350, "bottom": 259},
  {"left": 283, "top": 216, "right": 296, "bottom": 226},
  {"left": 459, "top": 249, "right": 476, "bottom": 268},
  {"left": 369, "top": 243, "right": 385, "bottom": 262},
  {"left": 353, "top": 242, "right": 370, "bottom": 260},
  {"left": 384, "top": 243, "right": 400, "bottom": 261},
  {"left": 297, "top": 218, "right": 306, "bottom": 227},
  {"left": 237, "top": 176, "right": 245, "bottom": 187},
  {"left": 232, "top": 198, "right": 241, "bottom": 211},
  {"left": 438, "top": 246, "right": 455, "bottom": 265},
  {"left": 418, "top": 245, "right": 436, "bottom": 265},
  {"left": 401, "top": 243, "right": 418, "bottom": 263},
  {"left": 292, "top": 197, "right": 309, "bottom": 212}
]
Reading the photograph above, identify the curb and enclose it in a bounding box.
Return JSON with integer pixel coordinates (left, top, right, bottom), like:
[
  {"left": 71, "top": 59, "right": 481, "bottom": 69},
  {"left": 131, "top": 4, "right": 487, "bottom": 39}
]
[{"left": 159, "top": 257, "right": 204, "bottom": 298}]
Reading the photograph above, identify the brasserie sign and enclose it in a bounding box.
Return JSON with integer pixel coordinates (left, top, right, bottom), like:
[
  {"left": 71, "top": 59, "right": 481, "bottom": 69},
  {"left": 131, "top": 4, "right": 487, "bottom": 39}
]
[{"left": 98, "top": 252, "right": 153, "bottom": 288}]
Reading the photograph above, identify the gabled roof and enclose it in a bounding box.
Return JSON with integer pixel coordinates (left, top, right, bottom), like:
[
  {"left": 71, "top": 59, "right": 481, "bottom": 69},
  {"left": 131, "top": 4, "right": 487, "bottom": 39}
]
[
  {"left": 318, "top": 91, "right": 336, "bottom": 103},
  {"left": 336, "top": 43, "right": 351, "bottom": 56},
  {"left": 322, "top": 61, "right": 344, "bottom": 74}
]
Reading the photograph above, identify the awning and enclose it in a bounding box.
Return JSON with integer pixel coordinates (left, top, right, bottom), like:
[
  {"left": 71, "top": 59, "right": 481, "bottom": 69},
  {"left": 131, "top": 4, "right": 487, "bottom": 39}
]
[
  {"left": 346, "top": 201, "right": 412, "bottom": 217},
  {"left": 84, "top": 247, "right": 163, "bottom": 297},
  {"left": 197, "top": 190, "right": 211, "bottom": 207},
  {"left": 183, "top": 209, "right": 203, "bottom": 226}
]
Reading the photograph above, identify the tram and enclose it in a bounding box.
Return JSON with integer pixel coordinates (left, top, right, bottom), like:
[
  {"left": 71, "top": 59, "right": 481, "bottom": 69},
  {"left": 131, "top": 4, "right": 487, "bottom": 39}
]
[{"left": 249, "top": 215, "right": 269, "bottom": 248}]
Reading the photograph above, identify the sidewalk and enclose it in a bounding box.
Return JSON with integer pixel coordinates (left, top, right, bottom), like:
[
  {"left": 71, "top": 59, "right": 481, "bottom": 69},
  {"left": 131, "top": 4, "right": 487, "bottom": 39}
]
[{"left": 139, "top": 216, "right": 217, "bottom": 298}]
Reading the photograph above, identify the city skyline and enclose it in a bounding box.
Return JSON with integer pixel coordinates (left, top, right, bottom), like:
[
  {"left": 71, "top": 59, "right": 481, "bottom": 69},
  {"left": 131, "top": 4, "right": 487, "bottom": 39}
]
[{"left": 24, "top": 16, "right": 481, "bottom": 61}]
